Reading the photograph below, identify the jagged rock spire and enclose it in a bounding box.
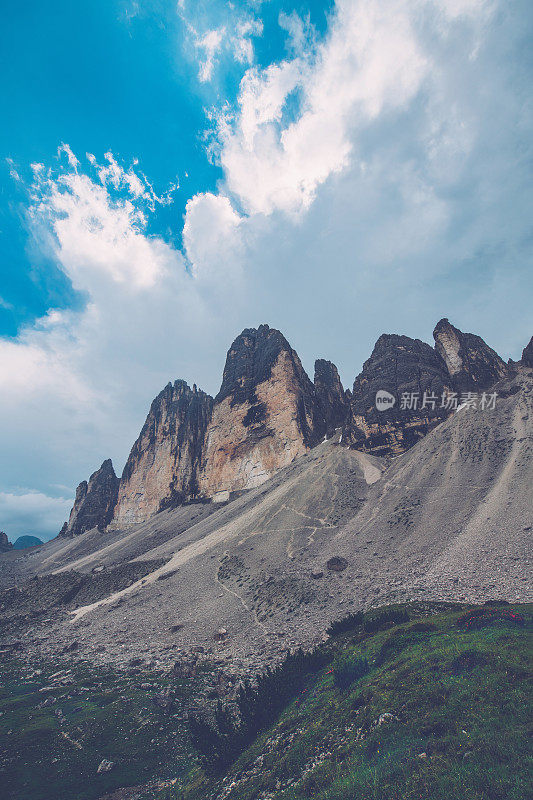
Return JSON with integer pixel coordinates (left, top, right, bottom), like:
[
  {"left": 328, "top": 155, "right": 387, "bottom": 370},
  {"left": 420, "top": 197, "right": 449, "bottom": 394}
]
[{"left": 60, "top": 459, "right": 119, "bottom": 537}]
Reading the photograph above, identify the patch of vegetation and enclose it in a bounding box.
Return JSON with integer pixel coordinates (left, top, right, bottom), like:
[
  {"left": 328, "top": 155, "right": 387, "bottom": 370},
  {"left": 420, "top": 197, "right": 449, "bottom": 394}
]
[
  {"left": 188, "top": 647, "right": 330, "bottom": 775},
  {"left": 456, "top": 606, "right": 525, "bottom": 630},
  {"left": 332, "top": 654, "right": 369, "bottom": 690},
  {"left": 327, "top": 611, "right": 364, "bottom": 637},
  {"left": 0, "top": 655, "right": 199, "bottom": 800},
  {"left": 363, "top": 606, "right": 410, "bottom": 632},
  {"left": 175, "top": 601, "right": 533, "bottom": 800}
]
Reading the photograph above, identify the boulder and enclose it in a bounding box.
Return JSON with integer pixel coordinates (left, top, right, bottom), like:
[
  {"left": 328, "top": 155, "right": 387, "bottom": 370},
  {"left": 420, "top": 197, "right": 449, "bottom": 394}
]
[
  {"left": 97, "top": 759, "right": 115, "bottom": 773},
  {"left": 326, "top": 557, "right": 348, "bottom": 572}
]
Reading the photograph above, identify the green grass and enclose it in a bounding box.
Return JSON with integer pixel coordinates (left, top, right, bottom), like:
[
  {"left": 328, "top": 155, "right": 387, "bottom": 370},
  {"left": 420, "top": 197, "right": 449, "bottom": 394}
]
[
  {"left": 0, "top": 656, "right": 198, "bottom": 800},
  {"left": 2, "top": 602, "right": 531, "bottom": 800},
  {"left": 174, "top": 602, "right": 533, "bottom": 800}
]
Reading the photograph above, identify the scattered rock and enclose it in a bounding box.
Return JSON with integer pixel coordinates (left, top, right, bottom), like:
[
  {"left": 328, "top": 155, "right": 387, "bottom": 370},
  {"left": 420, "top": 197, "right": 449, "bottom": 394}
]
[
  {"left": 170, "top": 623, "right": 184, "bottom": 633},
  {"left": 97, "top": 759, "right": 115, "bottom": 773},
  {"left": 373, "top": 712, "right": 398, "bottom": 728},
  {"left": 326, "top": 557, "right": 348, "bottom": 572}
]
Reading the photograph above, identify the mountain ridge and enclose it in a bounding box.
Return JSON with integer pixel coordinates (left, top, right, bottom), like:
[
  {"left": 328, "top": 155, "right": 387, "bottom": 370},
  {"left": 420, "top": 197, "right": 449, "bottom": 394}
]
[{"left": 56, "top": 318, "right": 525, "bottom": 538}]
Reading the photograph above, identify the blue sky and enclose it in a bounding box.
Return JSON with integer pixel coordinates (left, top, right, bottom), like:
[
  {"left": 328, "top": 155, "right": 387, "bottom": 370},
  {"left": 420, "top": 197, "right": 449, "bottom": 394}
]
[{"left": 0, "top": 0, "right": 532, "bottom": 541}]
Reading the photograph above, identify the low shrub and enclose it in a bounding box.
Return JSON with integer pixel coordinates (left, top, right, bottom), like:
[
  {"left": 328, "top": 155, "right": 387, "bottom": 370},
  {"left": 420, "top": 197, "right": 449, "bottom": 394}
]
[
  {"left": 406, "top": 620, "right": 437, "bottom": 633},
  {"left": 363, "top": 607, "right": 410, "bottom": 633},
  {"left": 450, "top": 649, "right": 490, "bottom": 675},
  {"left": 483, "top": 599, "right": 510, "bottom": 606},
  {"left": 327, "top": 611, "right": 364, "bottom": 637},
  {"left": 456, "top": 608, "right": 525, "bottom": 631},
  {"left": 333, "top": 654, "right": 369, "bottom": 690}
]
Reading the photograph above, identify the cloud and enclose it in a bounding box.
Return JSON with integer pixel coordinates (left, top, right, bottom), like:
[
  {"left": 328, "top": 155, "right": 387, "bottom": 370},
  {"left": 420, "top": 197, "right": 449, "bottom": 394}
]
[
  {"left": 6, "top": 157, "right": 21, "bottom": 182},
  {"left": 183, "top": 192, "right": 243, "bottom": 280},
  {"left": 29, "top": 151, "right": 180, "bottom": 289},
  {"left": 197, "top": 28, "right": 226, "bottom": 82},
  {"left": 0, "top": 490, "right": 72, "bottom": 542},
  {"left": 181, "top": 4, "right": 263, "bottom": 84},
  {"left": 207, "top": 0, "right": 495, "bottom": 217},
  {"left": 0, "top": 148, "right": 248, "bottom": 508}
]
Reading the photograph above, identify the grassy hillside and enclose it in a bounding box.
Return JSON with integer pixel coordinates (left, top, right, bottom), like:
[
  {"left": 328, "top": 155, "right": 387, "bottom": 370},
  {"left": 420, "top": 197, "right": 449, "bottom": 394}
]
[
  {"left": 174, "top": 602, "right": 532, "bottom": 800},
  {"left": 1, "top": 601, "right": 530, "bottom": 800},
  {"left": 0, "top": 655, "right": 199, "bottom": 800}
]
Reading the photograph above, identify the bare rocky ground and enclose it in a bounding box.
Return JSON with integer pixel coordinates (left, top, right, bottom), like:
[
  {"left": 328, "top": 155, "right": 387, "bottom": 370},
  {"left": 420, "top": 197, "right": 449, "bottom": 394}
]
[{"left": 1, "top": 368, "right": 531, "bottom": 678}]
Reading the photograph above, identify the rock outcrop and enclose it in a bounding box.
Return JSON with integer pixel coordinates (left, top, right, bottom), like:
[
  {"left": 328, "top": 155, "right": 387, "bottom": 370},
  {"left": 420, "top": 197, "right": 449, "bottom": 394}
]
[
  {"left": 433, "top": 318, "right": 508, "bottom": 392},
  {"left": 344, "top": 320, "right": 509, "bottom": 457},
  {"left": 113, "top": 381, "right": 213, "bottom": 525},
  {"left": 344, "top": 334, "right": 454, "bottom": 456},
  {"left": 199, "top": 325, "right": 324, "bottom": 498},
  {"left": 60, "top": 459, "right": 119, "bottom": 537},
  {"left": 314, "top": 359, "right": 349, "bottom": 436},
  {"left": 521, "top": 336, "right": 533, "bottom": 368},
  {"left": 0, "top": 531, "right": 12, "bottom": 552}
]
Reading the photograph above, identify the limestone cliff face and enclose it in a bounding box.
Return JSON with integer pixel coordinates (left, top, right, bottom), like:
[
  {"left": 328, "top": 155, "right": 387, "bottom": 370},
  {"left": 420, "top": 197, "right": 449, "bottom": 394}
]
[
  {"left": 314, "top": 359, "right": 349, "bottom": 436},
  {"left": 199, "top": 325, "right": 324, "bottom": 498},
  {"left": 0, "top": 531, "right": 12, "bottom": 552},
  {"left": 521, "top": 336, "right": 533, "bottom": 368},
  {"left": 113, "top": 381, "right": 213, "bottom": 525},
  {"left": 344, "top": 334, "right": 454, "bottom": 456},
  {"left": 433, "top": 318, "right": 508, "bottom": 391},
  {"left": 60, "top": 459, "right": 119, "bottom": 537}
]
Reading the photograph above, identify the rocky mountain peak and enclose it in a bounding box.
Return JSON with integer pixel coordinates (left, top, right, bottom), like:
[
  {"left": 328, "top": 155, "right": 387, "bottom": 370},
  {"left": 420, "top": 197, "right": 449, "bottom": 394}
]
[
  {"left": 200, "top": 325, "right": 323, "bottom": 498},
  {"left": 216, "top": 324, "right": 313, "bottom": 405},
  {"left": 57, "top": 319, "right": 518, "bottom": 531},
  {"left": 113, "top": 380, "right": 213, "bottom": 525},
  {"left": 521, "top": 336, "right": 533, "bottom": 368},
  {"left": 342, "top": 319, "right": 509, "bottom": 457},
  {"left": 314, "top": 359, "right": 348, "bottom": 435},
  {"left": 60, "top": 459, "right": 119, "bottom": 537},
  {"left": 344, "top": 332, "right": 454, "bottom": 455},
  {"left": 0, "top": 531, "right": 12, "bottom": 552},
  {"left": 433, "top": 318, "right": 508, "bottom": 391}
]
